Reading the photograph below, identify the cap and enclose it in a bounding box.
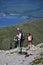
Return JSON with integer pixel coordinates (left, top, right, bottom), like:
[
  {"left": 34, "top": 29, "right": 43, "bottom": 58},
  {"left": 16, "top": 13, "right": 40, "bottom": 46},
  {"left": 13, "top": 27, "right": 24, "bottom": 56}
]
[{"left": 17, "top": 27, "right": 20, "bottom": 30}]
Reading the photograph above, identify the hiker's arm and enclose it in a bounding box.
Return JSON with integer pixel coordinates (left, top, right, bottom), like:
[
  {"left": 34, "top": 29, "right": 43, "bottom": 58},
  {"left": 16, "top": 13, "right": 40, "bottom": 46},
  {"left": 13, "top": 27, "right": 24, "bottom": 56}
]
[{"left": 17, "top": 34, "right": 21, "bottom": 39}]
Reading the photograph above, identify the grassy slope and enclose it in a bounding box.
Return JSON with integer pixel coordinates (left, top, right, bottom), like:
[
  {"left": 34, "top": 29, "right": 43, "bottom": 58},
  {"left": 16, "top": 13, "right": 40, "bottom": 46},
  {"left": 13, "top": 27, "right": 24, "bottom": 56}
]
[{"left": 0, "top": 18, "right": 43, "bottom": 50}]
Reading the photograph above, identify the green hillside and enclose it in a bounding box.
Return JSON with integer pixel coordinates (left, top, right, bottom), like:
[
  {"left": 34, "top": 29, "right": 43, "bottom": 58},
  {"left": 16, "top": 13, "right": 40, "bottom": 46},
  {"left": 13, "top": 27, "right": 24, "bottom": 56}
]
[{"left": 0, "top": 19, "right": 43, "bottom": 50}]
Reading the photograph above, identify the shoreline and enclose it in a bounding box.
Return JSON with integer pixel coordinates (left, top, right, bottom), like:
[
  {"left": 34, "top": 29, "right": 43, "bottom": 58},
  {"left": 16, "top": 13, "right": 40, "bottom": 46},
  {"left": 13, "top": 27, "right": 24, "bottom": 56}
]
[{"left": 0, "top": 16, "right": 43, "bottom": 27}]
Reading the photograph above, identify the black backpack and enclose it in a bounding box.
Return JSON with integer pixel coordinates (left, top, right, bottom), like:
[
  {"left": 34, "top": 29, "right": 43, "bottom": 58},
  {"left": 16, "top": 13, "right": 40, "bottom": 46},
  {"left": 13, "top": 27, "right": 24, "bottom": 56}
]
[{"left": 21, "top": 33, "right": 25, "bottom": 41}]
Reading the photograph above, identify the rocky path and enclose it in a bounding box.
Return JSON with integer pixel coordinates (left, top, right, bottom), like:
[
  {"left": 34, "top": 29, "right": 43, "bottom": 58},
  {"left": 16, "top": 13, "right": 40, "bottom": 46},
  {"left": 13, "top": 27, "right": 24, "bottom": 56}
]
[
  {"left": 0, "top": 49, "right": 35, "bottom": 65},
  {"left": 0, "top": 52, "right": 35, "bottom": 65},
  {"left": 0, "top": 43, "right": 43, "bottom": 65}
]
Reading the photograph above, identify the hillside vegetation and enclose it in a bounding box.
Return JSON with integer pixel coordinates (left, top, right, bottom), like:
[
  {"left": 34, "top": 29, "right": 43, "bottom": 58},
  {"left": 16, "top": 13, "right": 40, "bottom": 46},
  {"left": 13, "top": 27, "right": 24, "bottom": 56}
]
[{"left": 0, "top": 19, "right": 43, "bottom": 50}]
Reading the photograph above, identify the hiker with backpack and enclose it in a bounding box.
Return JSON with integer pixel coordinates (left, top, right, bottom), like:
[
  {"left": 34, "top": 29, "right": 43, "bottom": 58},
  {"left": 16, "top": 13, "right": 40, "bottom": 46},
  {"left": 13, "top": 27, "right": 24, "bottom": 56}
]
[
  {"left": 16, "top": 27, "right": 25, "bottom": 53},
  {"left": 27, "top": 33, "right": 33, "bottom": 50}
]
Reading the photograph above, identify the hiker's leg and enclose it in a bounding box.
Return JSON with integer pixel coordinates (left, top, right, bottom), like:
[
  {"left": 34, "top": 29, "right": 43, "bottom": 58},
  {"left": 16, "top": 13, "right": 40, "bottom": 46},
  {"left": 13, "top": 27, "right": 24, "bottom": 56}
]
[
  {"left": 18, "top": 40, "right": 20, "bottom": 47},
  {"left": 19, "top": 40, "right": 22, "bottom": 53},
  {"left": 27, "top": 41, "right": 30, "bottom": 50},
  {"left": 28, "top": 44, "right": 30, "bottom": 49},
  {"left": 29, "top": 41, "right": 32, "bottom": 48},
  {"left": 28, "top": 41, "right": 30, "bottom": 49}
]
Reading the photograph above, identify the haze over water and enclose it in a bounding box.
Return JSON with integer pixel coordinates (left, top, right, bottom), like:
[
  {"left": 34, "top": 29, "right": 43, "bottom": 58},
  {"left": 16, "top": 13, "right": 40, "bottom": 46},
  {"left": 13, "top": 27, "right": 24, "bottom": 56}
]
[{"left": 0, "top": 0, "right": 43, "bottom": 27}]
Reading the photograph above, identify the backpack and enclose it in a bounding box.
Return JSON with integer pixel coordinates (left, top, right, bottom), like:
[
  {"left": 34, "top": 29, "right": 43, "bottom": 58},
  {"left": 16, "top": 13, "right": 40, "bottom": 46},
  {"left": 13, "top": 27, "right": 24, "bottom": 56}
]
[{"left": 21, "top": 33, "right": 25, "bottom": 41}]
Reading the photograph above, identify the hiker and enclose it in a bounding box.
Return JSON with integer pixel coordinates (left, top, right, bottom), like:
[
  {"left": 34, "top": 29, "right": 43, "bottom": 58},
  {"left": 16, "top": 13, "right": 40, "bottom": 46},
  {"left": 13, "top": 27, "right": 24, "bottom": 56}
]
[
  {"left": 16, "top": 27, "right": 25, "bottom": 53},
  {"left": 14, "top": 36, "right": 18, "bottom": 48},
  {"left": 9, "top": 42, "right": 12, "bottom": 49},
  {"left": 27, "top": 33, "right": 33, "bottom": 50}
]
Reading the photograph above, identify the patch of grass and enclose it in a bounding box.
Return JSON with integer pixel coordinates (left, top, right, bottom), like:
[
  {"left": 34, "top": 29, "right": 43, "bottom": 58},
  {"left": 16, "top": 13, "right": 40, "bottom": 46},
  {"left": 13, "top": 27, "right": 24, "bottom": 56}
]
[{"left": 30, "top": 58, "right": 43, "bottom": 65}]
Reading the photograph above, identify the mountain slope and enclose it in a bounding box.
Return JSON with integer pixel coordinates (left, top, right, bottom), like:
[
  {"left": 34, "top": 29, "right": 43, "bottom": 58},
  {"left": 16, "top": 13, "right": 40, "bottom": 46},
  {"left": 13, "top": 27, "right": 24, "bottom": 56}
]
[{"left": 0, "top": 19, "right": 43, "bottom": 50}]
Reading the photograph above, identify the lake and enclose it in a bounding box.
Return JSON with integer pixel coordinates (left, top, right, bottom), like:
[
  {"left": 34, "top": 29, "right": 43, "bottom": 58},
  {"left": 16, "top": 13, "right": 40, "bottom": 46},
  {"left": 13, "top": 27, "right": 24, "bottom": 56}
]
[{"left": 0, "top": 0, "right": 43, "bottom": 27}]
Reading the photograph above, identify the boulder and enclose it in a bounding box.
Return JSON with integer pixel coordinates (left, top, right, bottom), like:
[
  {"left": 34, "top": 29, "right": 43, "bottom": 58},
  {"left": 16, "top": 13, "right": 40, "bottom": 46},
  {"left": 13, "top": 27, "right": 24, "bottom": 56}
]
[
  {"left": 26, "top": 45, "right": 42, "bottom": 55},
  {"left": 36, "top": 43, "right": 43, "bottom": 48}
]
